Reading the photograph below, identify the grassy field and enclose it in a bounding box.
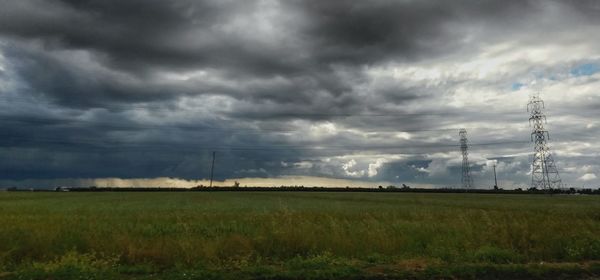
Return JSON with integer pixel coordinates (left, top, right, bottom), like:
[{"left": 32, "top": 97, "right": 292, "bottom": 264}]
[{"left": 0, "top": 191, "right": 599, "bottom": 279}]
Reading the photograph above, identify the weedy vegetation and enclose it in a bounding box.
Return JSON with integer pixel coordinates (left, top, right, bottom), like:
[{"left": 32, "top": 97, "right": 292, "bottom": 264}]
[{"left": 0, "top": 192, "right": 598, "bottom": 279}]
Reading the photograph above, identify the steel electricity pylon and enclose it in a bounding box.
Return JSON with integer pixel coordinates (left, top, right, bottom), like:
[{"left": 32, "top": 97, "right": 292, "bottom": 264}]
[
  {"left": 459, "top": 128, "right": 473, "bottom": 189},
  {"left": 527, "top": 92, "right": 562, "bottom": 189}
]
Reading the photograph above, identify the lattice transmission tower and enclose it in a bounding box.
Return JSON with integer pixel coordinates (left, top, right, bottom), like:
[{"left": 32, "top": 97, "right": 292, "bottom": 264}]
[
  {"left": 459, "top": 128, "right": 473, "bottom": 189},
  {"left": 527, "top": 92, "right": 562, "bottom": 189}
]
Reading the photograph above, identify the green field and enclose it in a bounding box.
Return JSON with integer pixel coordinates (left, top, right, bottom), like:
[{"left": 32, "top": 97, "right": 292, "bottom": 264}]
[{"left": 0, "top": 192, "right": 599, "bottom": 279}]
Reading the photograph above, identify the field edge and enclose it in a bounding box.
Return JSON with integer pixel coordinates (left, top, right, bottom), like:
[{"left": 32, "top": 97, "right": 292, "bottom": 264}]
[{"left": 2, "top": 260, "right": 600, "bottom": 280}]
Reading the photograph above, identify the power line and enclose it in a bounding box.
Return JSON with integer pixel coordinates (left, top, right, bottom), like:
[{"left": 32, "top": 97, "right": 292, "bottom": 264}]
[
  {"left": 0, "top": 95, "right": 525, "bottom": 117},
  {"left": 493, "top": 163, "right": 498, "bottom": 189},
  {"left": 0, "top": 117, "right": 466, "bottom": 134},
  {"left": 209, "top": 151, "right": 216, "bottom": 188},
  {"left": 0, "top": 134, "right": 530, "bottom": 152}
]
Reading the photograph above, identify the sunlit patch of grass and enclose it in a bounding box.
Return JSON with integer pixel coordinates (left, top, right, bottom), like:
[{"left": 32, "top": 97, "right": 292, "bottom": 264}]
[{"left": 11, "top": 251, "right": 118, "bottom": 280}]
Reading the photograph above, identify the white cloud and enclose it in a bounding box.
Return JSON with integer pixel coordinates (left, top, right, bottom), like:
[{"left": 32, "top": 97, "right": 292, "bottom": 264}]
[
  {"left": 294, "top": 161, "right": 313, "bottom": 169},
  {"left": 367, "top": 158, "right": 387, "bottom": 177},
  {"left": 578, "top": 173, "right": 597, "bottom": 181},
  {"left": 425, "top": 159, "right": 450, "bottom": 177},
  {"left": 342, "top": 159, "right": 364, "bottom": 177}
]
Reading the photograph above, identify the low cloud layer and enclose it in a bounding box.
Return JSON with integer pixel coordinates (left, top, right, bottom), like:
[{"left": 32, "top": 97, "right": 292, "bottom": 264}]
[{"left": 1, "top": 0, "right": 599, "bottom": 188}]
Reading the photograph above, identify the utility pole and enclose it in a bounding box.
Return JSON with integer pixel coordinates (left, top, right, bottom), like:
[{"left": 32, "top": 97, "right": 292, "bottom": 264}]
[
  {"left": 493, "top": 164, "right": 498, "bottom": 189},
  {"left": 527, "top": 92, "right": 561, "bottom": 189},
  {"left": 209, "top": 151, "right": 216, "bottom": 188},
  {"left": 459, "top": 128, "right": 473, "bottom": 189}
]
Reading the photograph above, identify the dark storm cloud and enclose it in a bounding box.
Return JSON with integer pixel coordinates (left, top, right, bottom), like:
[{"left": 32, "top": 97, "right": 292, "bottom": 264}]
[
  {"left": 1, "top": 0, "right": 600, "bottom": 187},
  {"left": 296, "top": 0, "right": 470, "bottom": 64},
  {"left": 0, "top": 0, "right": 546, "bottom": 109},
  {"left": 1, "top": 0, "right": 238, "bottom": 71},
  {"left": 2, "top": 44, "right": 171, "bottom": 106}
]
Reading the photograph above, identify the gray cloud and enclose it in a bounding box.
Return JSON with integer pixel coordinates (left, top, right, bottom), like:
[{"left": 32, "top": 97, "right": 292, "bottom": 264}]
[{"left": 0, "top": 0, "right": 599, "bottom": 188}]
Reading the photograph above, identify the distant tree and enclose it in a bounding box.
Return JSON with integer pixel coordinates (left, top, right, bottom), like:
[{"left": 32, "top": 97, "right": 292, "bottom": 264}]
[{"left": 233, "top": 181, "right": 240, "bottom": 188}]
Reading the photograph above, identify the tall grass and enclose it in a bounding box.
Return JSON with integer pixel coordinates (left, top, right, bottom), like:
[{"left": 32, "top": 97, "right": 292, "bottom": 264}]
[{"left": 0, "top": 192, "right": 598, "bottom": 271}]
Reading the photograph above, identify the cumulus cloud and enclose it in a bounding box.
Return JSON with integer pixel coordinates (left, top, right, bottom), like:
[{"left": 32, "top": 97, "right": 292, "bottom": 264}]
[
  {"left": 578, "top": 173, "right": 597, "bottom": 182},
  {"left": 368, "top": 158, "right": 387, "bottom": 177}
]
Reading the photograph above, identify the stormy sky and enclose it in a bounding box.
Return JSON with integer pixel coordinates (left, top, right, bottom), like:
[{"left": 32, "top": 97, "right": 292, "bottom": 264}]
[{"left": 0, "top": 0, "right": 599, "bottom": 188}]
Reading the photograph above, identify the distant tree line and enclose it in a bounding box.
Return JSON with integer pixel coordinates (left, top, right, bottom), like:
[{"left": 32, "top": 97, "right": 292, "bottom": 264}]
[{"left": 5, "top": 184, "right": 597, "bottom": 195}]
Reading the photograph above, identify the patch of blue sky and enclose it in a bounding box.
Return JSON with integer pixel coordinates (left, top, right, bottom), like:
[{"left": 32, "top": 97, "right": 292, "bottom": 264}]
[
  {"left": 570, "top": 63, "right": 599, "bottom": 77},
  {"left": 511, "top": 82, "right": 524, "bottom": 91}
]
